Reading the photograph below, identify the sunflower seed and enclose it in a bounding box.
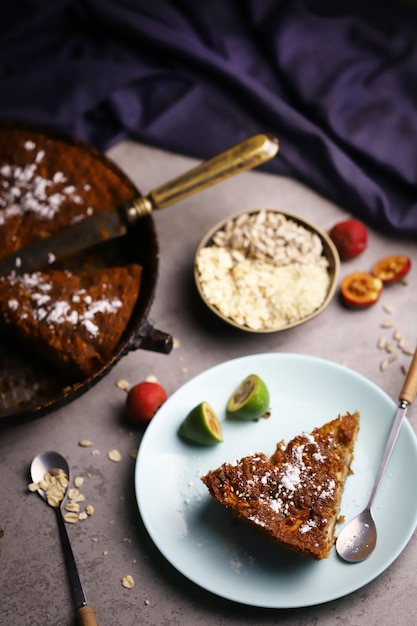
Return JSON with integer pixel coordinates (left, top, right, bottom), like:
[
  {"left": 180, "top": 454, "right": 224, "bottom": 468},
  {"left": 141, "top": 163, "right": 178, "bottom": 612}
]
[{"left": 380, "top": 320, "right": 394, "bottom": 328}]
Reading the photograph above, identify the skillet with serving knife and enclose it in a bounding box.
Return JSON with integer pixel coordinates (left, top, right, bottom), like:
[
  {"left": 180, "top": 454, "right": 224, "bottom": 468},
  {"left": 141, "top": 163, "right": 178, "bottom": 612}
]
[{"left": 0, "top": 133, "right": 279, "bottom": 275}]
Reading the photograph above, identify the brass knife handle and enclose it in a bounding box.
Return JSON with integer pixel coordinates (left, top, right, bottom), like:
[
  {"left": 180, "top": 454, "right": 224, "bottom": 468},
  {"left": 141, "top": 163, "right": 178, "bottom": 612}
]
[
  {"left": 400, "top": 346, "right": 417, "bottom": 405},
  {"left": 131, "top": 134, "right": 278, "bottom": 216}
]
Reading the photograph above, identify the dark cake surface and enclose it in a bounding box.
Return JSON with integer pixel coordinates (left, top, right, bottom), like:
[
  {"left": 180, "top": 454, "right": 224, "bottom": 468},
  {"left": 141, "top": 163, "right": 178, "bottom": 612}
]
[
  {"left": 0, "top": 125, "right": 135, "bottom": 259},
  {"left": 0, "top": 264, "right": 142, "bottom": 380}
]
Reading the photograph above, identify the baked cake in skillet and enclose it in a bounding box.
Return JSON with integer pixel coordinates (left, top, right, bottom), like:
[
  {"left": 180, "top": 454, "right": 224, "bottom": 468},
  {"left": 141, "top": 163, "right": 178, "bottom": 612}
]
[
  {"left": 201, "top": 411, "right": 360, "bottom": 560},
  {"left": 0, "top": 124, "right": 149, "bottom": 396},
  {"left": 0, "top": 265, "right": 142, "bottom": 380}
]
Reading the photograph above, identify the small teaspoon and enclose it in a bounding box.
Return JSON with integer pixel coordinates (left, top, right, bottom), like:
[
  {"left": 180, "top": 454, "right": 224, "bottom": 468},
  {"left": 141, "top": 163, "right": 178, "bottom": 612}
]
[
  {"left": 30, "top": 450, "right": 98, "bottom": 625},
  {"left": 336, "top": 347, "right": 417, "bottom": 562}
]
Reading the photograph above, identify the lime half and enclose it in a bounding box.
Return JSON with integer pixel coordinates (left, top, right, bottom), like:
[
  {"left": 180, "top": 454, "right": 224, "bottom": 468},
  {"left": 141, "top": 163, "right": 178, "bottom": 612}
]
[
  {"left": 178, "top": 401, "right": 223, "bottom": 445},
  {"left": 226, "top": 374, "right": 270, "bottom": 421}
]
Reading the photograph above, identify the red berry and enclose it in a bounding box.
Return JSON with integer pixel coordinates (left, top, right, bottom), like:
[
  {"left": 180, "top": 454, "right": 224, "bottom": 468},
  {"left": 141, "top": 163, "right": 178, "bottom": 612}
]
[
  {"left": 125, "top": 381, "right": 167, "bottom": 425},
  {"left": 328, "top": 219, "right": 368, "bottom": 261}
]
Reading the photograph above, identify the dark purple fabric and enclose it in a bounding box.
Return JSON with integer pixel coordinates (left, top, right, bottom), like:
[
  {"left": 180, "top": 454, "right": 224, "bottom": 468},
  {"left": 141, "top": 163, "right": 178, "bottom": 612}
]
[{"left": 1, "top": 0, "right": 417, "bottom": 236}]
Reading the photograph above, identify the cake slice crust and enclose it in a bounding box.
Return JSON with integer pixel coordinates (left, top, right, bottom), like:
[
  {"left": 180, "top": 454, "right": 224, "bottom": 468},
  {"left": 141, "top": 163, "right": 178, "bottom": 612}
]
[{"left": 201, "top": 411, "right": 360, "bottom": 560}]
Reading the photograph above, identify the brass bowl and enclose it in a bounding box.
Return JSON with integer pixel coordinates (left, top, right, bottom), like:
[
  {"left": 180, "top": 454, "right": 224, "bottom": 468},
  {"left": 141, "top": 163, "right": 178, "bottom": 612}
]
[{"left": 194, "top": 208, "right": 340, "bottom": 333}]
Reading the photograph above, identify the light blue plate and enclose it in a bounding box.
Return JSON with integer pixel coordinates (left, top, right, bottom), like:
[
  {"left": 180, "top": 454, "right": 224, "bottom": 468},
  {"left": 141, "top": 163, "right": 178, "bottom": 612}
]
[{"left": 135, "top": 353, "right": 417, "bottom": 608}]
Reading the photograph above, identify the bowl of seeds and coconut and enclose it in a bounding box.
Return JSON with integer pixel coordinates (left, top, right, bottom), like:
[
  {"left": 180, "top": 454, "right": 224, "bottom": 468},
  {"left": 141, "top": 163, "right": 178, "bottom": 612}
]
[{"left": 194, "top": 208, "right": 340, "bottom": 332}]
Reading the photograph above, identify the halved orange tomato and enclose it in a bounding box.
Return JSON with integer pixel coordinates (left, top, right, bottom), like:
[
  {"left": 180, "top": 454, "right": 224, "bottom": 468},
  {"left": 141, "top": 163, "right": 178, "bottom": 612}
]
[
  {"left": 340, "top": 272, "right": 383, "bottom": 308},
  {"left": 371, "top": 255, "right": 411, "bottom": 284}
]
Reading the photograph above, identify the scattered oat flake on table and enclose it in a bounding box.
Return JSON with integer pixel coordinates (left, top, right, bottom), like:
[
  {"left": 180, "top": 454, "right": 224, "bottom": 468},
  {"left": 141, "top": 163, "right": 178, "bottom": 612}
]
[
  {"left": 116, "top": 378, "right": 130, "bottom": 391},
  {"left": 108, "top": 449, "right": 122, "bottom": 462},
  {"left": 122, "top": 575, "right": 135, "bottom": 589},
  {"left": 129, "top": 449, "right": 138, "bottom": 460},
  {"left": 79, "top": 439, "right": 94, "bottom": 447}
]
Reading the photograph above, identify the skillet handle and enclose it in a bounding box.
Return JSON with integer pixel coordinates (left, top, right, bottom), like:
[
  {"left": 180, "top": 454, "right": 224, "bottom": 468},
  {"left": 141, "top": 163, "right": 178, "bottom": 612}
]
[
  {"left": 126, "top": 320, "right": 173, "bottom": 355},
  {"left": 128, "top": 134, "right": 279, "bottom": 218}
]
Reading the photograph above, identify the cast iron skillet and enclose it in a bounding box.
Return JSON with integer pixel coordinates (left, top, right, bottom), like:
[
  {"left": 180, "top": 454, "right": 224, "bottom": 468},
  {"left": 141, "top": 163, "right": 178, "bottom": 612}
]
[
  {"left": 0, "top": 121, "right": 168, "bottom": 427},
  {"left": 0, "top": 122, "right": 279, "bottom": 426}
]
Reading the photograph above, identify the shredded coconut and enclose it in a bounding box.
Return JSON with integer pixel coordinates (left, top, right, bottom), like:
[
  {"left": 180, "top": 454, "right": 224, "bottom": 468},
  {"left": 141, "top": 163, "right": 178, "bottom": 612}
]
[{"left": 0, "top": 140, "right": 93, "bottom": 226}]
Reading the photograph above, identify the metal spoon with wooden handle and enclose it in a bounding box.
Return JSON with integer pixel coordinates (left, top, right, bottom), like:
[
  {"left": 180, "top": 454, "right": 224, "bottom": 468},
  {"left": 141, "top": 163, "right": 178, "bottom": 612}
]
[
  {"left": 30, "top": 451, "right": 98, "bottom": 625},
  {"left": 336, "top": 346, "right": 417, "bottom": 562},
  {"left": 1, "top": 134, "right": 279, "bottom": 275}
]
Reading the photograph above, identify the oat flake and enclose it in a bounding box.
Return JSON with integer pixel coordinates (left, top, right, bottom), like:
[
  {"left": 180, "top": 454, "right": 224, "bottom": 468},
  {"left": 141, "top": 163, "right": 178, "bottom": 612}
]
[{"left": 108, "top": 449, "right": 122, "bottom": 462}]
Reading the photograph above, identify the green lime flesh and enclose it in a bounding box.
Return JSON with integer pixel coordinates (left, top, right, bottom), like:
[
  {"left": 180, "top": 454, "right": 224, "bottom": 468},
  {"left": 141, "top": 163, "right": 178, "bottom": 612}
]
[
  {"left": 178, "top": 401, "right": 223, "bottom": 445},
  {"left": 226, "top": 374, "right": 270, "bottom": 421}
]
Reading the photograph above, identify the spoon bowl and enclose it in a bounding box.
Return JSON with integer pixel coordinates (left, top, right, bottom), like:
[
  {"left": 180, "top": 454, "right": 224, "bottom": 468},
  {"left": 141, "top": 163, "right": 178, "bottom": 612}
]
[
  {"left": 336, "top": 507, "right": 377, "bottom": 563},
  {"left": 31, "top": 450, "right": 70, "bottom": 503},
  {"left": 30, "top": 451, "right": 97, "bottom": 626}
]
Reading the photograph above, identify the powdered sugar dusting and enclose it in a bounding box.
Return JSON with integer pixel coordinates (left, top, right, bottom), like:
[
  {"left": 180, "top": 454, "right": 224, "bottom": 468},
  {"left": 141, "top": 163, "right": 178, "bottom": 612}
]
[
  {"left": 217, "top": 431, "right": 337, "bottom": 537},
  {"left": 3, "top": 271, "right": 123, "bottom": 337},
  {"left": 0, "top": 140, "right": 94, "bottom": 226}
]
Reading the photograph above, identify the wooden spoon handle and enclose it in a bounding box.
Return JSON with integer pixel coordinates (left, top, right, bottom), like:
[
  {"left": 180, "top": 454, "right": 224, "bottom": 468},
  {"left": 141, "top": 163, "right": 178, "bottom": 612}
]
[
  {"left": 78, "top": 605, "right": 98, "bottom": 626},
  {"left": 400, "top": 346, "right": 417, "bottom": 405}
]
